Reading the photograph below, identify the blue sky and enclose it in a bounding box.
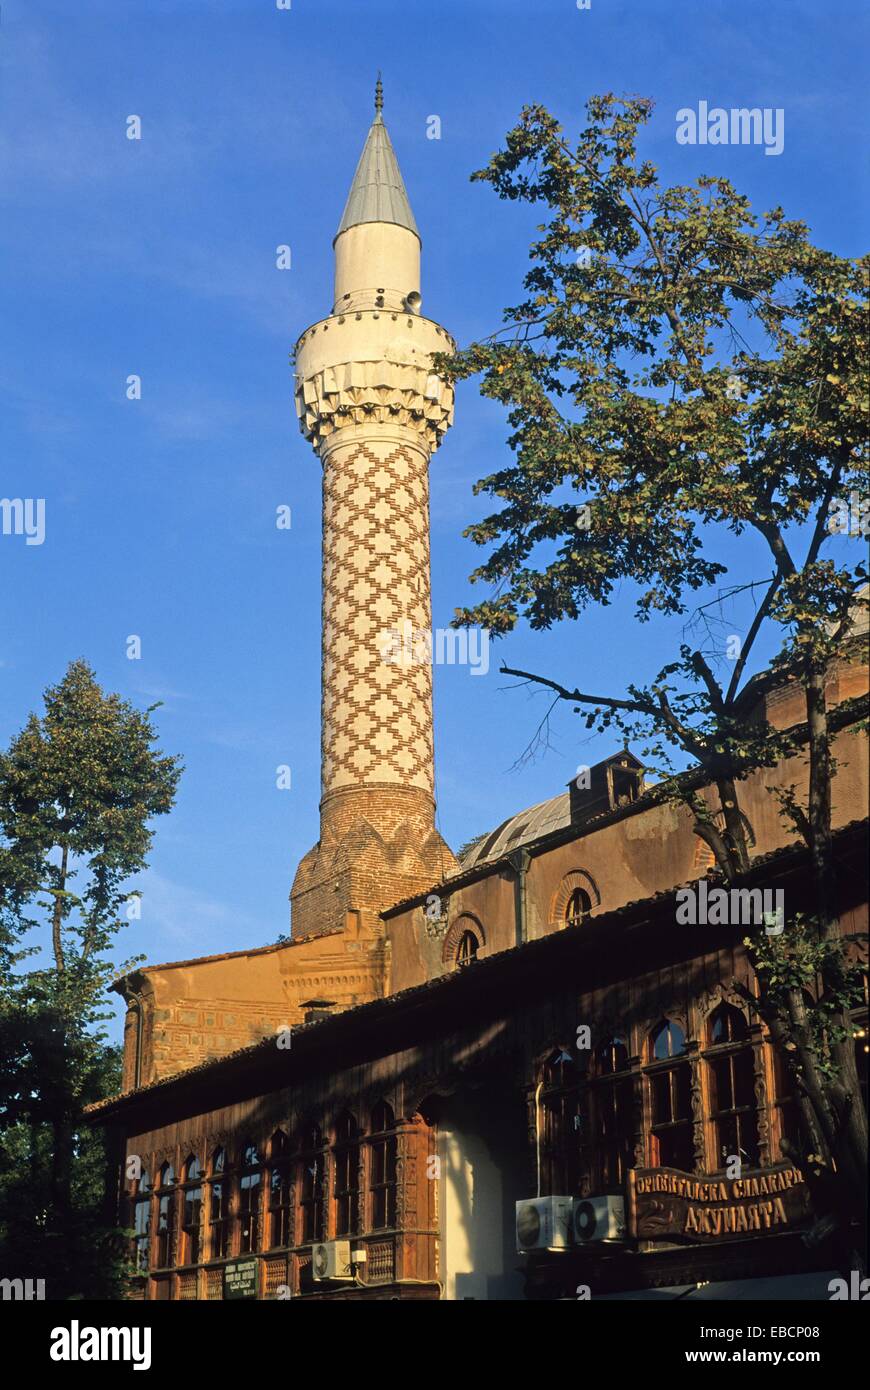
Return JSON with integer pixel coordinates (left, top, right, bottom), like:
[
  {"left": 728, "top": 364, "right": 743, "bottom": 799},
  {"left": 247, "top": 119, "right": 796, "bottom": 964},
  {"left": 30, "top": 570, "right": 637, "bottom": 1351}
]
[{"left": 1, "top": 0, "right": 867, "bottom": 1039}]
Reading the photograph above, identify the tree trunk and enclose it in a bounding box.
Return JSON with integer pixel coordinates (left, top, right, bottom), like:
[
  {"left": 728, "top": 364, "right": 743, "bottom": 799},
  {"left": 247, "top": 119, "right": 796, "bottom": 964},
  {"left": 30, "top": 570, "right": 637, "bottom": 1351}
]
[{"left": 51, "top": 843, "right": 68, "bottom": 974}]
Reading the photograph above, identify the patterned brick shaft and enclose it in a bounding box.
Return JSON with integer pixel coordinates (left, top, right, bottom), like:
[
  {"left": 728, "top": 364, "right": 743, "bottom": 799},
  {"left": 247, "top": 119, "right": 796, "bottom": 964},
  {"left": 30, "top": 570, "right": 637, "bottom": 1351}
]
[
  {"left": 290, "top": 313, "right": 458, "bottom": 938},
  {"left": 321, "top": 431, "right": 434, "bottom": 804}
]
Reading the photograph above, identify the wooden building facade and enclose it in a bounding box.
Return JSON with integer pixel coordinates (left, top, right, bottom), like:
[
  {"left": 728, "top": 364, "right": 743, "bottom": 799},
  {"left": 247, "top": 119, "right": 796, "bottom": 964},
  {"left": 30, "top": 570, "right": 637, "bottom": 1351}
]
[{"left": 90, "top": 816, "right": 867, "bottom": 1301}]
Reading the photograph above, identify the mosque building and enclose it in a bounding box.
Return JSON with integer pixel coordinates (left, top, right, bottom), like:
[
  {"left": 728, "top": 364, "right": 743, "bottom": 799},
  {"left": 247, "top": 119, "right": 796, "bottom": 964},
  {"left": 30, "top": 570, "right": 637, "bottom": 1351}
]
[{"left": 88, "top": 85, "right": 869, "bottom": 1302}]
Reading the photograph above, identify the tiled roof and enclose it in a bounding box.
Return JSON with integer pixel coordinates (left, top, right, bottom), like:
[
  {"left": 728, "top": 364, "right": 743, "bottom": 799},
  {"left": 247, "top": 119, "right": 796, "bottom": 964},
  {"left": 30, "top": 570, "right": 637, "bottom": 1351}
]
[{"left": 110, "top": 929, "right": 345, "bottom": 993}]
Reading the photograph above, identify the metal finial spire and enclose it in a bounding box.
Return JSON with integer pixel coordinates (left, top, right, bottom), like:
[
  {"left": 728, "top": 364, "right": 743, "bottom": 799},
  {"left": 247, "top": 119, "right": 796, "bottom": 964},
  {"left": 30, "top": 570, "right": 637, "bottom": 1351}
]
[{"left": 336, "top": 75, "right": 419, "bottom": 240}]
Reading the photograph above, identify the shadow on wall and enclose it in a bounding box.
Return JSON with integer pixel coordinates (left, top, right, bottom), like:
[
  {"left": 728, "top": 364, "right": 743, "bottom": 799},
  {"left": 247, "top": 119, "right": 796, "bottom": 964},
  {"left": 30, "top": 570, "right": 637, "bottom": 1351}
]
[{"left": 423, "top": 1089, "right": 527, "bottom": 1301}]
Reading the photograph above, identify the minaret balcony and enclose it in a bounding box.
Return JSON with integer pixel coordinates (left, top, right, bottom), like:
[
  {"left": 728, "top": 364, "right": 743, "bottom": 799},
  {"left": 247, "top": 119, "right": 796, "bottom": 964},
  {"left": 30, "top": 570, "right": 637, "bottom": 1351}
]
[{"left": 294, "top": 310, "right": 455, "bottom": 453}]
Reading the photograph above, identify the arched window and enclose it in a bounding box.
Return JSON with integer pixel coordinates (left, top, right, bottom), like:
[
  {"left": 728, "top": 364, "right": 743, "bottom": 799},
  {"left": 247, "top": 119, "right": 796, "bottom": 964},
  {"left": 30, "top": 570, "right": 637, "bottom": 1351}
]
[
  {"left": 208, "top": 1147, "right": 229, "bottom": 1260},
  {"left": 565, "top": 887, "right": 592, "bottom": 928},
  {"left": 133, "top": 1169, "right": 152, "bottom": 1273},
  {"left": 238, "top": 1140, "right": 262, "bottom": 1254},
  {"left": 645, "top": 1020, "right": 693, "bottom": 1172},
  {"left": 540, "top": 1049, "right": 580, "bottom": 1194},
  {"left": 268, "top": 1130, "right": 293, "bottom": 1250},
  {"left": 443, "top": 914, "right": 485, "bottom": 970},
  {"left": 181, "top": 1154, "right": 203, "bottom": 1266},
  {"left": 298, "top": 1123, "right": 325, "bottom": 1244},
  {"left": 708, "top": 1004, "right": 747, "bottom": 1045},
  {"left": 456, "top": 931, "right": 479, "bottom": 967},
  {"left": 369, "top": 1101, "right": 397, "bottom": 1230},
  {"left": 651, "top": 1019, "right": 687, "bottom": 1060},
  {"left": 155, "top": 1162, "right": 176, "bottom": 1268},
  {"left": 551, "top": 871, "right": 600, "bottom": 929},
  {"left": 591, "top": 1036, "right": 634, "bottom": 1188},
  {"left": 704, "top": 1005, "right": 759, "bottom": 1169},
  {"left": 333, "top": 1112, "right": 360, "bottom": 1237}
]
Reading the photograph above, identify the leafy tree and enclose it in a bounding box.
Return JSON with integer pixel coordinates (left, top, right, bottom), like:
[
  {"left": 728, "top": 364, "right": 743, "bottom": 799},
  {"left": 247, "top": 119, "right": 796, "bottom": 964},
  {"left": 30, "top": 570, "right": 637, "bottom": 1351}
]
[
  {"left": 0, "top": 660, "right": 182, "bottom": 1296},
  {"left": 439, "top": 95, "right": 868, "bottom": 1266}
]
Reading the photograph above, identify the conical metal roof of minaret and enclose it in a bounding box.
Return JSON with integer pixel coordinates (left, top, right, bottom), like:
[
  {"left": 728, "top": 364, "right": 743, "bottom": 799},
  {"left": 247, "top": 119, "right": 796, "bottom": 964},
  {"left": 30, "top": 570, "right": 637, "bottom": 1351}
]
[{"left": 335, "top": 78, "right": 420, "bottom": 242}]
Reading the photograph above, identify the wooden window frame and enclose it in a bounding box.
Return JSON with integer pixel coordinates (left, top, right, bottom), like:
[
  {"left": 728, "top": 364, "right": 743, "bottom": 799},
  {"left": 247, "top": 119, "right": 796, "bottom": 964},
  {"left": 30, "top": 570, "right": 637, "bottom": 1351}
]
[
  {"left": 238, "top": 1140, "right": 263, "bottom": 1255},
  {"left": 297, "top": 1125, "right": 325, "bottom": 1245},
  {"left": 368, "top": 1103, "right": 398, "bottom": 1232},
  {"left": 539, "top": 1050, "right": 580, "bottom": 1195},
  {"left": 702, "top": 1006, "right": 760, "bottom": 1172},
  {"left": 590, "top": 1036, "right": 635, "bottom": 1190},
  {"left": 565, "top": 886, "right": 592, "bottom": 929},
  {"left": 207, "top": 1148, "right": 230, "bottom": 1261},
  {"left": 268, "top": 1131, "right": 293, "bottom": 1251},
  {"left": 154, "top": 1163, "right": 177, "bottom": 1270},
  {"left": 333, "top": 1113, "right": 360, "bottom": 1238},
  {"left": 132, "top": 1170, "right": 153, "bottom": 1274},
  {"left": 645, "top": 1021, "right": 694, "bottom": 1173},
  {"left": 180, "top": 1154, "right": 203, "bottom": 1267}
]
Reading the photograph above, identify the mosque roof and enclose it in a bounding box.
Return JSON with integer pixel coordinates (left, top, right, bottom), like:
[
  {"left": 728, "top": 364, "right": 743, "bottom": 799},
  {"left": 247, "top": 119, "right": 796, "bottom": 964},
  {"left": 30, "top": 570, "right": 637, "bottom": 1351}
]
[{"left": 458, "top": 792, "right": 573, "bottom": 869}]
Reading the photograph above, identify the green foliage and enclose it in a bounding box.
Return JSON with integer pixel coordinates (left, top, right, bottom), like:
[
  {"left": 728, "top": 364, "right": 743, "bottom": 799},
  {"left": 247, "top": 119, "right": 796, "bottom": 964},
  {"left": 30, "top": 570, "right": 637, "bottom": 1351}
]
[
  {"left": 438, "top": 95, "right": 867, "bottom": 652},
  {"left": 0, "top": 658, "right": 182, "bottom": 972},
  {"left": 745, "top": 919, "right": 867, "bottom": 1082},
  {"left": 0, "top": 660, "right": 182, "bottom": 1297},
  {"left": 438, "top": 90, "right": 868, "bottom": 870}
]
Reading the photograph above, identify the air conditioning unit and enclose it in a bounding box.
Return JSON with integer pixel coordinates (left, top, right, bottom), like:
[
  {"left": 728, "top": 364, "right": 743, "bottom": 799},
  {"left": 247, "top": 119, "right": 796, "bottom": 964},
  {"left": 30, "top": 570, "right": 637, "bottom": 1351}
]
[
  {"left": 573, "top": 1195, "right": 626, "bottom": 1244},
  {"left": 311, "top": 1240, "right": 354, "bottom": 1281},
  {"left": 515, "top": 1196, "right": 573, "bottom": 1252}
]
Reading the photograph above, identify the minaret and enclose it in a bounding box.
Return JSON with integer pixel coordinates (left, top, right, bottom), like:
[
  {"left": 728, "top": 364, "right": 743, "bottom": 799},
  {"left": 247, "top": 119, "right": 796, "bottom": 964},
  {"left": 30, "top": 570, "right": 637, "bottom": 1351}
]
[{"left": 290, "top": 82, "right": 458, "bottom": 940}]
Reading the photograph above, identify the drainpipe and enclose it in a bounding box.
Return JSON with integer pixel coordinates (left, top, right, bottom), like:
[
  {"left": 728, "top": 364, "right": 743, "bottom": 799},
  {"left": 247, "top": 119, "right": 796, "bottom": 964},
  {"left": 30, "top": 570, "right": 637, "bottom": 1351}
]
[{"left": 508, "top": 848, "right": 532, "bottom": 947}]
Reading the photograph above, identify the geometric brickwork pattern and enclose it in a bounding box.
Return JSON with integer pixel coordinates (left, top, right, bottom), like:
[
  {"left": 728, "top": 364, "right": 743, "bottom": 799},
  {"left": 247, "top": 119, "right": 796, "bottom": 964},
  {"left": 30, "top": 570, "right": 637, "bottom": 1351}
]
[{"left": 321, "top": 435, "right": 434, "bottom": 797}]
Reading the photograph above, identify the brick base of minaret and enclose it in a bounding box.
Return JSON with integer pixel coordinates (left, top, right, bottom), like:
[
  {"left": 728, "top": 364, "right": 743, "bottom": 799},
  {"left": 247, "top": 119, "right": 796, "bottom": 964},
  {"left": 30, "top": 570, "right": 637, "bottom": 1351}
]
[{"left": 290, "top": 785, "right": 456, "bottom": 940}]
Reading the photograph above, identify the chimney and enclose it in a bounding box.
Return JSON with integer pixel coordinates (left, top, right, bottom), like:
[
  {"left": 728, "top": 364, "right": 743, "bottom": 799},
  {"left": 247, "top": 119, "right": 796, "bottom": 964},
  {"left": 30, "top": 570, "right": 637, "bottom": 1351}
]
[{"left": 301, "top": 999, "right": 338, "bottom": 1025}]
